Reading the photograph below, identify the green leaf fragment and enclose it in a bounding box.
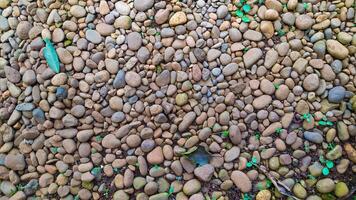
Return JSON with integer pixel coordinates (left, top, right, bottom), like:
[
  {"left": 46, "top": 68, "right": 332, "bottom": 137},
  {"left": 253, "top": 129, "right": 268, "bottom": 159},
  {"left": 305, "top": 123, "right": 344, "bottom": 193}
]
[
  {"left": 251, "top": 157, "right": 257, "bottom": 164},
  {"left": 241, "top": 15, "right": 251, "bottom": 23},
  {"left": 326, "top": 160, "right": 334, "bottom": 169},
  {"left": 319, "top": 155, "right": 326, "bottom": 163},
  {"left": 242, "top": 4, "right": 251, "bottom": 13},
  {"left": 235, "top": 9, "right": 244, "bottom": 17},
  {"left": 222, "top": 130, "right": 229, "bottom": 137},
  {"left": 246, "top": 162, "right": 253, "bottom": 168},
  {"left": 43, "top": 38, "right": 60, "bottom": 73},
  {"left": 167, "top": 185, "right": 174, "bottom": 196},
  {"left": 64, "top": 39, "right": 72, "bottom": 47},
  {"left": 322, "top": 167, "right": 330, "bottom": 175}
]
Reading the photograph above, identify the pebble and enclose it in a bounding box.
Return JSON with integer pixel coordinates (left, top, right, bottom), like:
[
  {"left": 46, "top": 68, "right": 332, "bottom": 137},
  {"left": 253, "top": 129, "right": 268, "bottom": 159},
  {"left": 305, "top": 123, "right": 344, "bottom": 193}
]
[
  {"left": 328, "top": 86, "right": 346, "bottom": 103},
  {"left": 16, "top": 21, "right": 32, "bottom": 40},
  {"left": 303, "top": 74, "right": 319, "bottom": 91},
  {"left": 169, "top": 11, "right": 187, "bottom": 26},
  {"left": 244, "top": 48, "right": 263, "bottom": 68},
  {"left": 85, "top": 29, "right": 102, "bottom": 44},
  {"left": 304, "top": 131, "right": 323, "bottom": 143},
  {"left": 326, "top": 40, "right": 349, "bottom": 59},
  {"left": 125, "top": 71, "right": 141, "bottom": 87},
  {"left": 134, "top": 0, "right": 154, "bottom": 11},
  {"left": 295, "top": 14, "right": 314, "bottom": 30},
  {"left": 194, "top": 164, "right": 214, "bottom": 182},
  {"left": 316, "top": 178, "right": 335, "bottom": 193},
  {"left": 127, "top": 32, "right": 142, "bottom": 51},
  {"left": 183, "top": 179, "right": 201, "bottom": 195},
  {"left": 231, "top": 170, "right": 252, "bottom": 192}
]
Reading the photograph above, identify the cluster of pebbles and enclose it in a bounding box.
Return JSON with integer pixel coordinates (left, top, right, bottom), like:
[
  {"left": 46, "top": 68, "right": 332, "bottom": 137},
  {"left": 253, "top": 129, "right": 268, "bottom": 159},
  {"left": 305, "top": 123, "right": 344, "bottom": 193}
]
[{"left": 0, "top": 0, "right": 355, "bottom": 199}]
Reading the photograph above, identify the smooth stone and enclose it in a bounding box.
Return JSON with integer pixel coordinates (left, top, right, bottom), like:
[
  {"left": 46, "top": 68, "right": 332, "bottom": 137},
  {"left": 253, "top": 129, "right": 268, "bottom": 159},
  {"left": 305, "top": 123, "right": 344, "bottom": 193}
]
[
  {"left": 328, "top": 86, "right": 346, "bottom": 103},
  {"left": 303, "top": 131, "right": 323, "bottom": 143}
]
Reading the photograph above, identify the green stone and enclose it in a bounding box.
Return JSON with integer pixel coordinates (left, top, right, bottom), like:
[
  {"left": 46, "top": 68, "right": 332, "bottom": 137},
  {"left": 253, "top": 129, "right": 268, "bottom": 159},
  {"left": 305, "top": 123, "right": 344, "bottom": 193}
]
[
  {"left": 316, "top": 178, "right": 335, "bottom": 193},
  {"left": 133, "top": 177, "right": 146, "bottom": 190},
  {"left": 148, "top": 193, "right": 169, "bottom": 200},
  {"left": 175, "top": 93, "right": 188, "bottom": 106},
  {"left": 293, "top": 183, "right": 307, "bottom": 199},
  {"left": 334, "top": 182, "right": 349, "bottom": 197}
]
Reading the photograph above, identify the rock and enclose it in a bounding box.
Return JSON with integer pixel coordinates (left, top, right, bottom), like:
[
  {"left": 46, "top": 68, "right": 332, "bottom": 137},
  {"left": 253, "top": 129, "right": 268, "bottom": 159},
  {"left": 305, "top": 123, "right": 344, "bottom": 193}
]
[
  {"left": 115, "top": 2, "right": 130, "bottom": 15},
  {"left": 316, "top": 178, "right": 335, "bottom": 193},
  {"left": 113, "top": 70, "right": 126, "bottom": 89},
  {"left": 344, "top": 143, "right": 356, "bottom": 163},
  {"left": 260, "top": 21, "right": 274, "bottom": 38},
  {"left": 33, "top": 108, "right": 45, "bottom": 123},
  {"left": 127, "top": 32, "right": 142, "bottom": 51},
  {"left": 243, "top": 30, "right": 263, "bottom": 41},
  {"left": 326, "top": 40, "right": 349, "bottom": 59},
  {"left": 231, "top": 171, "right": 252, "bottom": 192},
  {"left": 147, "top": 147, "right": 164, "bottom": 164},
  {"left": 293, "top": 183, "right": 307, "bottom": 199},
  {"left": 229, "top": 28, "right": 242, "bottom": 42},
  {"left": 94, "top": 71, "right": 110, "bottom": 83},
  {"left": 326, "top": 145, "right": 342, "bottom": 160},
  {"left": 70, "top": 5, "right": 86, "bottom": 18},
  {"left": 96, "top": 23, "right": 115, "bottom": 36},
  {"left": 155, "top": 9, "right": 170, "bottom": 25},
  {"left": 156, "top": 70, "right": 170, "bottom": 87},
  {"left": 328, "top": 86, "right": 346, "bottom": 103},
  {"left": 337, "top": 121, "right": 349, "bottom": 141},
  {"left": 176, "top": 93, "right": 188, "bottom": 106},
  {"left": 303, "top": 74, "right": 319, "bottom": 91},
  {"left": 178, "top": 112, "right": 196, "bottom": 132},
  {"left": 183, "top": 179, "right": 201, "bottom": 195},
  {"left": 194, "top": 164, "right": 214, "bottom": 182},
  {"left": 256, "top": 190, "right": 272, "bottom": 200},
  {"left": 207, "top": 49, "right": 221, "bottom": 62},
  {"left": 217, "top": 5, "right": 228, "bottom": 18},
  {"left": 137, "top": 47, "right": 150, "bottom": 63},
  {"left": 193, "top": 48, "right": 206, "bottom": 62},
  {"left": 295, "top": 14, "right": 314, "bottom": 30},
  {"left": 334, "top": 182, "right": 349, "bottom": 198},
  {"left": 169, "top": 11, "right": 187, "bottom": 26},
  {"left": 222, "top": 63, "right": 238, "bottom": 76},
  {"left": 125, "top": 71, "right": 141, "bottom": 87},
  {"left": 337, "top": 32, "right": 352, "bottom": 45},
  {"left": 308, "top": 162, "right": 323, "bottom": 177},
  {"left": 22, "top": 70, "right": 36, "bottom": 85},
  {"left": 243, "top": 48, "right": 263, "bottom": 67},
  {"left": 224, "top": 147, "right": 240, "bottom": 162},
  {"left": 149, "top": 193, "right": 168, "bottom": 200},
  {"left": 102, "top": 134, "right": 120, "bottom": 149},
  {"left": 304, "top": 131, "right": 323, "bottom": 143},
  {"left": 16, "top": 21, "right": 32, "bottom": 40},
  {"left": 0, "top": 0, "right": 10, "bottom": 8},
  {"left": 16, "top": 103, "right": 34, "bottom": 111},
  {"left": 264, "top": 49, "right": 278, "bottom": 68},
  {"left": 113, "top": 190, "right": 129, "bottom": 200},
  {"left": 260, "top": 79, "right": 275, "bottom": 94},
  {"left": 293, "top": 58, "right": 308, "bottom": 74},
  {"left": 114, "top": 16, "right": 132, "bottom": 29},
  {"left": 4, "top": 66, "right": 21, "bottom": 83},
  {"left": 0, "top": 181, "right": 16, "bottom": 196},
  {"left": 253, "top": 95, "right": 272, "bottom": 109},
  {"left": 134, "top": 0, "right": 154, "bottom": 11},
  {"left": 5, "top": 154, "right": 26, "bottom": 170},
  {"left": 56, "top": 48, "right": 73, "bottom": 64},
  {"left": 86, "top": 29, "right": 102, "bottom": 44}
]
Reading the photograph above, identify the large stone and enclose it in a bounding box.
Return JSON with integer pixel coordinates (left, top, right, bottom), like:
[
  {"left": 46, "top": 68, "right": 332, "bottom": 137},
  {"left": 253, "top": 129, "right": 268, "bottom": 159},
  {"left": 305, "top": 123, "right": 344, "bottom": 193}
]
[
  {"left": 326, "top": 40, "right": 349, "bottom": 59},
  {"left": 5, "top": 154, "right": 26, "bottom": 171},
  {"left": 243, "top": 48, "right": 263, "bottom": 67},
  {"left": 231, "top": 170, "right": 252, "bottom": 192},
  {"left": 169, "top": 11, "right": 187, "bottom": 26}
]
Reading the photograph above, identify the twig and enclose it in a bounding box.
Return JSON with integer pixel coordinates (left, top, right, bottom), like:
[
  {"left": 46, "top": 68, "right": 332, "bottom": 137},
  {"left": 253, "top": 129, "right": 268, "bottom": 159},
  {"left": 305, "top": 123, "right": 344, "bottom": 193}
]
[{"left": 255, "top": 165, "right": 301, "bottom": 200}]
